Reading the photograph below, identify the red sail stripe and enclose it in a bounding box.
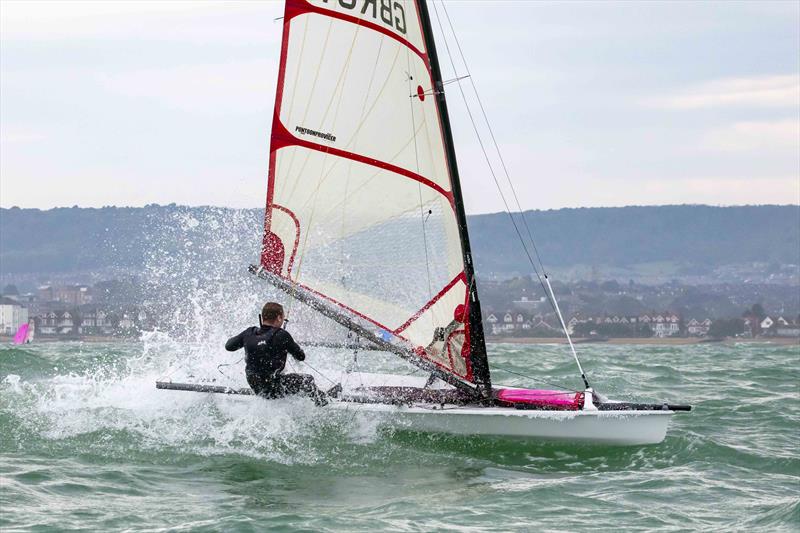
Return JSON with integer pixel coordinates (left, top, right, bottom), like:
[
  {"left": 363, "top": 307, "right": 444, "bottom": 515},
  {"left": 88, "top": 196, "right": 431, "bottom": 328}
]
[
  {"left": 271, "top": 122, "right": 455, "bottom": 207},
  {"left": 392, "top": 272, "right": 465, "bottom": 334},
  {"left": 271, "top": 204, "right": 301, "bottom": 278},
  {"left": 284, "top": 0, "right": 429, "bottom": 68},
  {"left": 264, "top": 2, "right": 295, "bottom": 235}
]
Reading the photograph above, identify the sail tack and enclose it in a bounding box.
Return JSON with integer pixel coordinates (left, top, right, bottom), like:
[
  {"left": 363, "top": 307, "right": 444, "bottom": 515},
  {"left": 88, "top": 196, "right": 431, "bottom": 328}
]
[{"left": 261, "top": 0, "right": 486, "bottom": 387}]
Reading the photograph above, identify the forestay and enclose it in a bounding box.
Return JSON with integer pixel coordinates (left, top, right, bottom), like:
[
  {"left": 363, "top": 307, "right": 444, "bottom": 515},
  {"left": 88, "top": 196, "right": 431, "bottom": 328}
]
[{"left": 259, "top": 0, "right": 490, "bottom": 392}]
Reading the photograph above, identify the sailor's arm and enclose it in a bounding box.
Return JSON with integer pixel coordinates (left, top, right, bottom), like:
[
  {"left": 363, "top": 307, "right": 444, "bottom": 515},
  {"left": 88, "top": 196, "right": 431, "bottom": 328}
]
[
  {"left": 225, "top": 329, "right": 248, "bottom": 351},
  {"left": 281, "top": 330, "right": 306, "bottom": 361}
]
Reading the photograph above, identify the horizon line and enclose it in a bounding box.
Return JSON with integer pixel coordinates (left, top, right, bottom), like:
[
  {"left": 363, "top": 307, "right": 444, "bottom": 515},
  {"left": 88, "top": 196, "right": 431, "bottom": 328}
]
[{"left": 1, "top": 202, "right": 798, "bottom": 216}]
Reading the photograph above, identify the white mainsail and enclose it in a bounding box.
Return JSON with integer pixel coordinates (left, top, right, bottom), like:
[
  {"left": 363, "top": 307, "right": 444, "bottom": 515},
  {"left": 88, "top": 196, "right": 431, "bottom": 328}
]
[{"left": 260, "top": 0, "right": 489, "bottom": 389}]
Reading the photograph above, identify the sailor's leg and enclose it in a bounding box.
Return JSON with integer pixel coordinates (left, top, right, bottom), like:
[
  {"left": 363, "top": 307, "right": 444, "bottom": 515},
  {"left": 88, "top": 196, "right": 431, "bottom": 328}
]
[
  {"left": 246, "top": 372, "right": 279, "bottom": 398},
  {"left": 279, "top": 373, "right": 328, "bottom": 406},
  {"left": 246, "top": 372, "right": 265, "bottom": 395}
]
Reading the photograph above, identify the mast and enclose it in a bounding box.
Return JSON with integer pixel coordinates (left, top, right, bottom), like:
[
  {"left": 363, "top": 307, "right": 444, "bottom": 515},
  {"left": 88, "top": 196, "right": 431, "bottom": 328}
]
[
  {"left": 255, "top": 0, "right": 490, "bottom": 396},
  {"left": 416, "top": 0, "right": 491, "bottom": 394}
]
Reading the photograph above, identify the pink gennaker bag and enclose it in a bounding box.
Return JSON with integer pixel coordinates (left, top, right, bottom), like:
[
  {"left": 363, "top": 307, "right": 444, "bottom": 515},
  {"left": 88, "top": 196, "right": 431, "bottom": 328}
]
[{"left": 496, "top": 388, "right": 584, "bottom": 410}]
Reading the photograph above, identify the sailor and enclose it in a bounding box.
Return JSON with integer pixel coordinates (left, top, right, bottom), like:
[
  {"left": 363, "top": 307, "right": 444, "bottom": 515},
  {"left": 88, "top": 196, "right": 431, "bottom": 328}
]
[{"left": 225, "top": 302, "right": 333, "bottom": 406}]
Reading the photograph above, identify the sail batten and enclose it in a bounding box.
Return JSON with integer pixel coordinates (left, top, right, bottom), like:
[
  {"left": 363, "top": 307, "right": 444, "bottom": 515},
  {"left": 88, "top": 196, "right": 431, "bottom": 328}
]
[{"left": 260, "top": 0, "right": 490, "bottom": 391}]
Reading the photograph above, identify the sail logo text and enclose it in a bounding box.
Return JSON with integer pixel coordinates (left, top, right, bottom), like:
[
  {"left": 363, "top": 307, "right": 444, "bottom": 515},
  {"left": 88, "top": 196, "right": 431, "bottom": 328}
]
[
  {"left": 322, "top": 0, "right": 407, "bottom": 35},
  {"left": 295, "top": 126, "right": 337, "bottom": 143}
]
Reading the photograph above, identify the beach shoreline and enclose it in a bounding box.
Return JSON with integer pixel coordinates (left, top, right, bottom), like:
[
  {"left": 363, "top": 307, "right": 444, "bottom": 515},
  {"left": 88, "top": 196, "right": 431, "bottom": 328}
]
[
  {"left": 486, "top": 336, "right": 799, "bottom": 346},
  {"left": 4, "top": 335, "right": 797, "bottom": 347}
]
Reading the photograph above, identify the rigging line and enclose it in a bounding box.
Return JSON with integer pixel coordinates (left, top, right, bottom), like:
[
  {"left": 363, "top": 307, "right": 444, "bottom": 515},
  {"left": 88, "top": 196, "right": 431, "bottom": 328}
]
[
  {"left": 300, "top": 359, "right": 338, "bottom": 386},
  {"left": 412, "top": 75, "right": 471, "bottom": 97},
  {"left": 427, "top": 1, "right": 544, "bottom": 291},
  {"left": 439, "top": 1, "right": 549, "bottom": 277},
  {"left": 404, "top": 16, "right": 434, "bottom": 305},
  {"left": 345, "top": 340, "right": 366, "bottom": 424},
  {"left": 291, "top": 358, "right": 351, "bottom": 418},
  {"left": 430, "top": 1, "right": 589, "bottom": 387},
  {"left": 429, "top": 4, "right": 551, "bottom": 314},
  {"left": 438, "top": 0, "right": 589, "bottom": 387},
  {"left": 217, "top": 358, "right": 243, "bottom": 381},
  {"left": 544, "top": 275, "right": 588, "bottom": 387}
]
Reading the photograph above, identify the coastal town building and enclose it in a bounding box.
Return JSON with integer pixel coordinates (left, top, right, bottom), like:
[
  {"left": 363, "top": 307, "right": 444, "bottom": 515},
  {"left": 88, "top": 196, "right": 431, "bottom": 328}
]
[
  {"left": 38, "top": 285, "right": 92, "bottom": 306},
  {"left": 0, "top": 296, "right": 28, "bottom": 335},
  {"left": 486, "top": 313, "right": 499, "bottom": 334},
  {"left": 776, "top": 324, "right": 800, "bottom": 337},
  {"left": 564, "top": 313, "right": 685, "bottom": 337},
  {"left": 686, "top": 318, "right": 712, "bottom": 336},
  {"left": 5, "top": 276, "right": 798, "bottom": 341},
  {"left": 31, "top": 306, "right": 152, "bottom": 337},
  {"left": 511, "top": 296, "right": 546, "bottom": 312},
  {"left": 652, "top": 314, "right": 681, "bottom": 337}
]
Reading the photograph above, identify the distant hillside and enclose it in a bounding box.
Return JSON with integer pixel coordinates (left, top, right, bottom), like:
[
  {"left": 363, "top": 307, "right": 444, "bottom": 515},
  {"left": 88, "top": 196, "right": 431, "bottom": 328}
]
[
  {"left": 1, "top": 204, "right": 798, "bottom": 280},
  {"left": 469, "top": 205, "right": 800, "bottom": 276}
]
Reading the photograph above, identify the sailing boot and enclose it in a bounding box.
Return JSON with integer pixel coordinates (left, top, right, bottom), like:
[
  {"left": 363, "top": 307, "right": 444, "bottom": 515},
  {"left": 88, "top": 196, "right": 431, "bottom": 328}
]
[{"left": 326, "top": 383, "right": 343, "bottom": 399}]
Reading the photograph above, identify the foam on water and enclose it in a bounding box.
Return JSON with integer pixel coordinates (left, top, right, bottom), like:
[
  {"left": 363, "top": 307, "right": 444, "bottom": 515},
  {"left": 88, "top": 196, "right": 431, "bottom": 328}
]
[{"left": 0, "top": 340, "right": 387, "bottom": 466}]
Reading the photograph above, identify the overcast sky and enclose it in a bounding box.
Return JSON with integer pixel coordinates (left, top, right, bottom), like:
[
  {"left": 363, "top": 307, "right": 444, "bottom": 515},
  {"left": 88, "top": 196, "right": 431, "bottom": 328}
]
[{"left": 1, "top": 0, "right": 798, "bottom": 214}]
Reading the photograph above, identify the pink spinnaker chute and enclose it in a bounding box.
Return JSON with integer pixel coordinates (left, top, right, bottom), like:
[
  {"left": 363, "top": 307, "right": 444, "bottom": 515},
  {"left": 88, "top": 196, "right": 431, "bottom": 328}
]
[
  {"left": 496, "top": 388, "right": 584, "bottom": 410},
  {"left": 12, "top": 323, "right": 29, "bottom": 344}
]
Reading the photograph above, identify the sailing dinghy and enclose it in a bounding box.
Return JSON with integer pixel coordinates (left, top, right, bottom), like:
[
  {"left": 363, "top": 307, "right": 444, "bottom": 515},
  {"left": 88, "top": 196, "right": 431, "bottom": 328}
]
[
  {"left": 157, "top": 0, "right": 690, "bottom": 445},
  {"left": 12, "top": 323, "right": 30, "bottom": 345}
]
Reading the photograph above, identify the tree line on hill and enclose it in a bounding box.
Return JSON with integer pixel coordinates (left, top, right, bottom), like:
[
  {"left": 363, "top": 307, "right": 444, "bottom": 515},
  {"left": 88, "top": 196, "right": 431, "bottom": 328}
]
[{"left": 1, "top": 204, "right": 797, "bottom": 278}]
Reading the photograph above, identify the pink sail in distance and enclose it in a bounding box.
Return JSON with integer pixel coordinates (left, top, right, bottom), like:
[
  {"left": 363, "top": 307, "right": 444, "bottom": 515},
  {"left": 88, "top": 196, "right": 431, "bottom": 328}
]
[
  {"left": 12, "top": 323, "right": 29, "bottom": 344},
  {"left": 259, "top": 0, "right": 489, "bottom": 388}
]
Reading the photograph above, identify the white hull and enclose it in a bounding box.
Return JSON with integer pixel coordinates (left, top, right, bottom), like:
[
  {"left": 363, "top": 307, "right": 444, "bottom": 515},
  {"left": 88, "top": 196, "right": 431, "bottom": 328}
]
[
  {"left": 156, "top": 372, "right": 679, "bottom": 446},
  {"left": 329, "top": 372, "right": 675, "bottom": 445},
  {"left": 329, "top": 401, "right": 671, "bottom": 445}
]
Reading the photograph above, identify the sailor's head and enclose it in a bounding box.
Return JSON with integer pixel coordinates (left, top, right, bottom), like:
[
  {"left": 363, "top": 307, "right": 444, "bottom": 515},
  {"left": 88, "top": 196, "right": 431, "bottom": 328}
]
[{"left": 261, "top": 302, "right": 285, "bottom": 327}]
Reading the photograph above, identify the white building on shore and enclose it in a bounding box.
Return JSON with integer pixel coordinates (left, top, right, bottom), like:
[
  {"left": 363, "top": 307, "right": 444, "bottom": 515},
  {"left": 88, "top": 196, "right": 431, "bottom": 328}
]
[{"left": 0, "top": 296, "right": 29, "bottom": 335}]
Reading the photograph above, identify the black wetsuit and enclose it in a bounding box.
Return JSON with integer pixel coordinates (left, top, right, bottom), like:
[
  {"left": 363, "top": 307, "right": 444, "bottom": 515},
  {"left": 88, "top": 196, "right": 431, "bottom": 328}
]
[{"left": 225, "top": 326, "right": 327, "bottom": 406}]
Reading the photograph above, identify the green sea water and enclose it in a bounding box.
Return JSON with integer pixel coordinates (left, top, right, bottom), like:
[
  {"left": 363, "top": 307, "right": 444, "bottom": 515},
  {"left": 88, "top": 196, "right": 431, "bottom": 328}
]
[{"left": 1, "top": 340, "right": 798, "bottom": 532}]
